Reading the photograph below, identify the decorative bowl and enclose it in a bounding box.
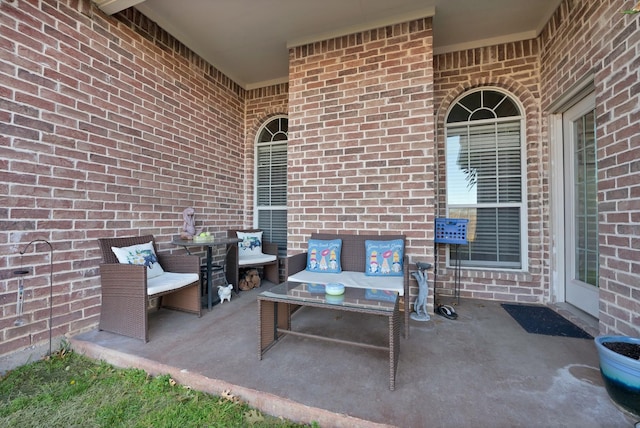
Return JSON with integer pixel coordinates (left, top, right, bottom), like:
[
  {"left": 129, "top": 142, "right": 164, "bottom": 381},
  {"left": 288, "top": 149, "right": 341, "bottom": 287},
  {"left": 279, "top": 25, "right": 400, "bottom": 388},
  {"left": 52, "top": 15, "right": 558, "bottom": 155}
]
[
  {"left": 325, "top": 294, "right": 345, "bottom": 305},
  {"left": 325, "top": 283, "right": 345, "bottom": 295},
  {"left": 193, "top": 235, "right": 215, "bottom": 243}
]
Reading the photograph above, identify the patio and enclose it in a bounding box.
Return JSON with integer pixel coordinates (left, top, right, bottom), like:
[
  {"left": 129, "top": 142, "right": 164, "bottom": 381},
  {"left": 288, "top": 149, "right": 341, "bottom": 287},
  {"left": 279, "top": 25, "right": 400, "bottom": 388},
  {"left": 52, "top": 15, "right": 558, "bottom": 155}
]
[
  {"left": 2, "top": 0, "right": 639, "bottom": 381},
  {"left": 63, "top": 283, "right": 635, "bottom": 428}
]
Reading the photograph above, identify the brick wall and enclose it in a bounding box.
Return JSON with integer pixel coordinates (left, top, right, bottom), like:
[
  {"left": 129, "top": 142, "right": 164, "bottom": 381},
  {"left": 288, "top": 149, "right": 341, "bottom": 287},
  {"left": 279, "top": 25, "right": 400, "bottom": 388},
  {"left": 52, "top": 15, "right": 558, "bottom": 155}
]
[
  {"left": 540, "top": 0, "right": 640, "bottom": 336},
  {"left": 287, "top": 18, "right": 436, "bottom": 301},
  {"left": 433, "top": 40, "right": 546, "bottom": 304},
  {"left": 0, "top": 1, "right": 249, "bottom": 356},
  {"left": 244, "top": 84, "right": 290, "bottom": 225}
]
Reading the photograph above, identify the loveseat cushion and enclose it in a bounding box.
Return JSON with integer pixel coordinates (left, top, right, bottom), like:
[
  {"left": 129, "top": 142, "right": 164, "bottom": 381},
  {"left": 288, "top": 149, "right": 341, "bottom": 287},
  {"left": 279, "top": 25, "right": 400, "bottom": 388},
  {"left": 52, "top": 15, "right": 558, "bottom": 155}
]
[
  {"left": 111, "top": 241, "right": 165, "bottom": 279},
  {"left": 288, "top": 270, "right": 404, "bottom": 296},
  {"left": 306, "top": 238, "right": 342, "bottom": 273},
  {"left": 147, "top": 272, "right": 199, "bottom": 296}
]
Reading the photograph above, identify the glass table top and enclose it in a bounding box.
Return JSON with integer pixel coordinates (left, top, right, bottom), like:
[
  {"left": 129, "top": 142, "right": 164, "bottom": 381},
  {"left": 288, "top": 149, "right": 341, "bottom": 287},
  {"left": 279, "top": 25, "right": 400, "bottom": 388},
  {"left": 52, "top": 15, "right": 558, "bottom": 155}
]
[{"left": 259, "top": 281, "right": 398, "bottom": 312}]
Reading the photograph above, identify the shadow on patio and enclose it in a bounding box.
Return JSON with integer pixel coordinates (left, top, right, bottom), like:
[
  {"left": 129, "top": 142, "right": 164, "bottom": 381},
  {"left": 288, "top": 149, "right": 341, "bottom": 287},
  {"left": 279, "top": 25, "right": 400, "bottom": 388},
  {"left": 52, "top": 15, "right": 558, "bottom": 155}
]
[{"left": 69, "top": 284, "right": 635, "bottom": 428}]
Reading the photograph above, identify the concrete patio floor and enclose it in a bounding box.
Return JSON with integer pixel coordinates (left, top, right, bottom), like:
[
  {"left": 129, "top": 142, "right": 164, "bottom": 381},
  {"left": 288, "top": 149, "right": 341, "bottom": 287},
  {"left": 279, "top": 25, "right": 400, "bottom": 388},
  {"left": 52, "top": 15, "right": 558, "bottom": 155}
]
[{"left": 54, "top": 283, "right": 638, "bottom": 427}]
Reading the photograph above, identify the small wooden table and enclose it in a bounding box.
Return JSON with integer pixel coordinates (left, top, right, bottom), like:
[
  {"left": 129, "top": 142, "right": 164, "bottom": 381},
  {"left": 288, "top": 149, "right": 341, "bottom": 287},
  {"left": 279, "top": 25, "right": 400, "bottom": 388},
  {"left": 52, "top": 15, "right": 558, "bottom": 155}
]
[
  {"left": 172, "top": 237, "right": 240, "bottom": 310},
  {"left": 258, "top": 281, "right": 400, "bottom": 390}
]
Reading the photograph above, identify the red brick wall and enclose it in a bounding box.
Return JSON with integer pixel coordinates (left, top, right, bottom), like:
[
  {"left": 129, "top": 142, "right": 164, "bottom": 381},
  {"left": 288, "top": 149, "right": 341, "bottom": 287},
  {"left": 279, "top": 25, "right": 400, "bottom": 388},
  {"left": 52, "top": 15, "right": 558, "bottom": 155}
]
[
  {"left": 540, "top": 0, "right": 640, "bottom": 336},
  {"left": 287, "top": 18, "right": 437, "bottom": 297},
  {"left": 433, "top": 40, "right": 546, "bottom": 304},
  {"left": 0, "top": 1, "right": 248, "bottom": 356}
]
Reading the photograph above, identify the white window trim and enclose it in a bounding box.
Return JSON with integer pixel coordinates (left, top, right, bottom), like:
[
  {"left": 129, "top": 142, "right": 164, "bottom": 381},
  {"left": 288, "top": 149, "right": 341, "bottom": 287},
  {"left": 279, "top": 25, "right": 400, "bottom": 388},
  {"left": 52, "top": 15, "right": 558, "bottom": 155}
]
[
  {"left": 444, "top": 87, "right": 528, "bottom": 272},
  {"left": 253, "top": 115, "right": 288, "bottom": 228},
  {"left": 253, "top": 116, "right": 288, "bottom": 258}
]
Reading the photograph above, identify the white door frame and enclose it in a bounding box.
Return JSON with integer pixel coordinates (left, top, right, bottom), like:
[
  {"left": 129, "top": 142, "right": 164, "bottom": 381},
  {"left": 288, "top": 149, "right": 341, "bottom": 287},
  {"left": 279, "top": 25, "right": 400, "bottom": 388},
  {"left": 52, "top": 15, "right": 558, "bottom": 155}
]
[
  {"left": 548, "top": 76, "right": 596, "bottom": 313},
  {"left": 550, "top": 113, "right": 566, "bottom": 303}
]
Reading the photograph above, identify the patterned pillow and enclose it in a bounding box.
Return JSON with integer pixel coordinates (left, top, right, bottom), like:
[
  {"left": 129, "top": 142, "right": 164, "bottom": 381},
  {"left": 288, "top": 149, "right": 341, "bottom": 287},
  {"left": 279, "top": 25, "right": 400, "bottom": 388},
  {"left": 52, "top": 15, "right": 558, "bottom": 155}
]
[
  {"left": 237, "top": 231, "right": 263, "bottom": 257},
  {"left": 111, "top": 241, "right": 165, "bottom": 279},
  {"left": 365, "top": 239, "right": 404, "bottom": 277},
  {"left": 306, "top": 238, "right": 342, "bottom": 273}
]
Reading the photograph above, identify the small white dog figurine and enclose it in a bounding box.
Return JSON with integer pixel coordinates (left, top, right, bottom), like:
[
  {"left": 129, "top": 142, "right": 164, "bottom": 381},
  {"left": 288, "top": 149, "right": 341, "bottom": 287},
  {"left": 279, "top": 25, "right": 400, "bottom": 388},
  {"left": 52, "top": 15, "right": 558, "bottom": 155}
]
[{"left": 217, "top": 284, "right": 233, "bottom": 304}]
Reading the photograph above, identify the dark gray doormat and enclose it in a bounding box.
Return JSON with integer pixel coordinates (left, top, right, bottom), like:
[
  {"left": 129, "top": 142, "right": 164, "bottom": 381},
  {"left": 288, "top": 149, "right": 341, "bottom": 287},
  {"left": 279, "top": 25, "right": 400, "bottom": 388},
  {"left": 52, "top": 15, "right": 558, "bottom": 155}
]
[{"left": 501, "top": 304, "right": 593, "bottom": 339}]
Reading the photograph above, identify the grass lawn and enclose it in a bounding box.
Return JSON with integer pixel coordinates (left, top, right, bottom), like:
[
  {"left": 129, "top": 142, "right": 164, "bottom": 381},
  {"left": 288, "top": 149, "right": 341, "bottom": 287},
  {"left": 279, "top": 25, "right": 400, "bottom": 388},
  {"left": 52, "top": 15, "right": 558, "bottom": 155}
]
[{"left": 0, "top": 343, "right": 313, "bottom": 427}]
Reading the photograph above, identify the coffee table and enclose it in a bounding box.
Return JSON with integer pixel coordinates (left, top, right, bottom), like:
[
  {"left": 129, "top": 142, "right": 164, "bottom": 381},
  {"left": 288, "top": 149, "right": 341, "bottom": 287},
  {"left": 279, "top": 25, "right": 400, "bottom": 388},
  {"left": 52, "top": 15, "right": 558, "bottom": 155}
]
[{"left": 258, "top": 281, "right": 400, "bottom": 390}]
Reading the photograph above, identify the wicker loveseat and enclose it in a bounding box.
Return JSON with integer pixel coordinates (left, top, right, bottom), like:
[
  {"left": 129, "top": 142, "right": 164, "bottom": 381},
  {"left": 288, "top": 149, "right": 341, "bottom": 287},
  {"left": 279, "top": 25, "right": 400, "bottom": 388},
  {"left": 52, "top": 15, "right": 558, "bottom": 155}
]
[
  {"left": 285, "top": 232, "right": 411, "bottom": 338},
  {"left": 98, "top": 235, "right": 201, "bottom": 342}
]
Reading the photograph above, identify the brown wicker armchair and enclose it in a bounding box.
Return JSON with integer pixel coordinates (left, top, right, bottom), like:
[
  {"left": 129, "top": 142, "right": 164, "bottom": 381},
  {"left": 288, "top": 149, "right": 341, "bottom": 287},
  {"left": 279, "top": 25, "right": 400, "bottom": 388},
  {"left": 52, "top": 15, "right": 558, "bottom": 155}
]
[
  {"left": 98, "top": 235, "right": 201, "bottom": 342},
  {"left": 226, "top": 229, "right": 279, "bottom": 292}
]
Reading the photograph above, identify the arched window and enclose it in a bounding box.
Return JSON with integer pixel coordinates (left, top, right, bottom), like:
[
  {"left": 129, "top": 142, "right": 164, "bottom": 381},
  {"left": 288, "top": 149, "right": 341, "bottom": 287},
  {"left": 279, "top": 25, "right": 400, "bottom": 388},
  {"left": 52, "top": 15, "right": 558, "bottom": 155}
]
[
  {"left": 255, "top": 116, "right": 288, "bottom": 257},
  {"left": 445, "top": 89, "right": 526, "bottom": 269}
]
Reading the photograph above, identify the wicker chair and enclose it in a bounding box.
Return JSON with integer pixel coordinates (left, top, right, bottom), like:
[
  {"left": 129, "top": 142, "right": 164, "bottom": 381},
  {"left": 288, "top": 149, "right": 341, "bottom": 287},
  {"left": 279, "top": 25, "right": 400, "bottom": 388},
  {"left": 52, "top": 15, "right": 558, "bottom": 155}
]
[
  {"left": 98, "top": 235, "right": 201, "bottom": 342},
  {"left": 226, "top": 229, "right": 279, "bottom": 292}
]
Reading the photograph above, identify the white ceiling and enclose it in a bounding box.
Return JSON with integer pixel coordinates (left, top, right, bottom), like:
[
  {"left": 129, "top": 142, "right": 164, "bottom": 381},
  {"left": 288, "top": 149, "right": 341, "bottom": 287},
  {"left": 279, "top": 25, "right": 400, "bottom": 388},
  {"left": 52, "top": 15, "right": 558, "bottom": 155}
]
[{"left": 96, "top": 0, "right": 562, "bottom": 89}]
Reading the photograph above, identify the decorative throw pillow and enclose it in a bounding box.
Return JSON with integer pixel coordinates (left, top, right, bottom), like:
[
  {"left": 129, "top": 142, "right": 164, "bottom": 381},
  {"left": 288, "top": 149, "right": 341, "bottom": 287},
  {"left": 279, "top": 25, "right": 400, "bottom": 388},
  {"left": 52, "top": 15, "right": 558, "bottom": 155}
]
[
  {"left": 365, "top": 239, "right": 404, "bottom": 277},
  {"left": 111, "top": 241, "right": 165, "bottom": 279},
  {"left": 237, "top": 231, "right": 263, "bottom": 257},
  {"left": 306, "top": 238, "right": 342, "bottom": 273}
]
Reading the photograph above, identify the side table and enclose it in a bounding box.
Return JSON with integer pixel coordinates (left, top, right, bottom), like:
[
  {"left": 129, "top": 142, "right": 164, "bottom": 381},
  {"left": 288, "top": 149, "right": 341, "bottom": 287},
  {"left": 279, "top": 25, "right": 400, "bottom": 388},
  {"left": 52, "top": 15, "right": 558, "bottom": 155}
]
[{"left": 172, "top": 237, "right": 240, "bottom": 310}]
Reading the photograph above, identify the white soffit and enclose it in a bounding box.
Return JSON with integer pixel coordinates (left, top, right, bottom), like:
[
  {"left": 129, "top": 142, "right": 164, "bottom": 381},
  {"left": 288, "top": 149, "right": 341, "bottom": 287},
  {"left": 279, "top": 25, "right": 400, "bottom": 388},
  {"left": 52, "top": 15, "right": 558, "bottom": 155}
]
[
  {"left": 94, "top": 0, "right": 145, "bottom": 15},
  {"left": 107, "top": 0, "right": 563, "bottom": 89},
  {"left": 286, "top": 7, "right": 436, "bottom": 49},
  {"left": 433, "top": 31, "right": 538, "bottom": 55}
]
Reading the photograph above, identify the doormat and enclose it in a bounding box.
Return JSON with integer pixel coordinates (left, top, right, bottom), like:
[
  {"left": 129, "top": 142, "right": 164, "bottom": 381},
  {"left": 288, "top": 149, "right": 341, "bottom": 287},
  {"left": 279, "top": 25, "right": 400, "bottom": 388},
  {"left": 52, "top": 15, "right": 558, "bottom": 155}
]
[{"left": 501, "top": 304, "right": 593, "bottom": 339}]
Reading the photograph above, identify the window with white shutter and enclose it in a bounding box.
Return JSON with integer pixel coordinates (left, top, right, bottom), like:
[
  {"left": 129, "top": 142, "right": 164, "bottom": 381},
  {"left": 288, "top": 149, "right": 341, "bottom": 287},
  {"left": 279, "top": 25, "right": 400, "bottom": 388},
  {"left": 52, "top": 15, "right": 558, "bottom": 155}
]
[
  {"left": 445, "top": 89, "right": 526, "bottom": 269},
  {"left": 255, "top": 116, "right": 288, "bottom": 257}
]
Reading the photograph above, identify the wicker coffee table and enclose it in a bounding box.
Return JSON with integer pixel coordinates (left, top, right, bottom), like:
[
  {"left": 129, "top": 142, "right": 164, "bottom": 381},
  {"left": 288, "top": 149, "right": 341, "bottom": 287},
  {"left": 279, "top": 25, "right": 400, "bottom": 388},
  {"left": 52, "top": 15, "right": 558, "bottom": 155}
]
[{"left": 258, "top": 281, "right": 400, "bottom": 390}]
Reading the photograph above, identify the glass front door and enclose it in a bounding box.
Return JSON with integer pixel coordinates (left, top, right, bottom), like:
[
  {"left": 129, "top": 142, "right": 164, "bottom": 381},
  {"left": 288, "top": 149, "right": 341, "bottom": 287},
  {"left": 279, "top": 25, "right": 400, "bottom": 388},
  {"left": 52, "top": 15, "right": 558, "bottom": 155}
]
[{"left": 563, "top": 93, "right": 598, "bottom": 317}]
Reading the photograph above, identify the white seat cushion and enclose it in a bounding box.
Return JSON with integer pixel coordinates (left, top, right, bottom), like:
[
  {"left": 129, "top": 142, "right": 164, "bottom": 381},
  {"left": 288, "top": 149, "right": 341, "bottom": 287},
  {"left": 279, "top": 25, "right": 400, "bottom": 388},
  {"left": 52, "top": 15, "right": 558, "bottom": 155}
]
[
  {"left": 147, "top": 272, "right": 199, "bottom": 296},
  {"left": 239, "top": 253, "right": 277, "bottom": 266},
  {"left": 288, "top": 270, "right": 404, "bottom": 296}
]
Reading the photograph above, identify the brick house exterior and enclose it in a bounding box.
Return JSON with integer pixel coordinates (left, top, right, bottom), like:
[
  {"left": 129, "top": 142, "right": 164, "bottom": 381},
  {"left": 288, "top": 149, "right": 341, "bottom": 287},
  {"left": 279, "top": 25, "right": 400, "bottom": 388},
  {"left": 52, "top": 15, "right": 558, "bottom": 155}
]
[{"left": 0, "top": 0, "right": 638, "bottom": 358}]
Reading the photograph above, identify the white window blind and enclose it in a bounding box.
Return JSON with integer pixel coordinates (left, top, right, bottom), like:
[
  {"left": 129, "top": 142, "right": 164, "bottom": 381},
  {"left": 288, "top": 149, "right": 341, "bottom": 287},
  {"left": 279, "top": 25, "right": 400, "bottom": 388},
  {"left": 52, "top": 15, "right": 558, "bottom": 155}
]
[{"left": 257, "top": 143, "right": 287, "bottom": 207}]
